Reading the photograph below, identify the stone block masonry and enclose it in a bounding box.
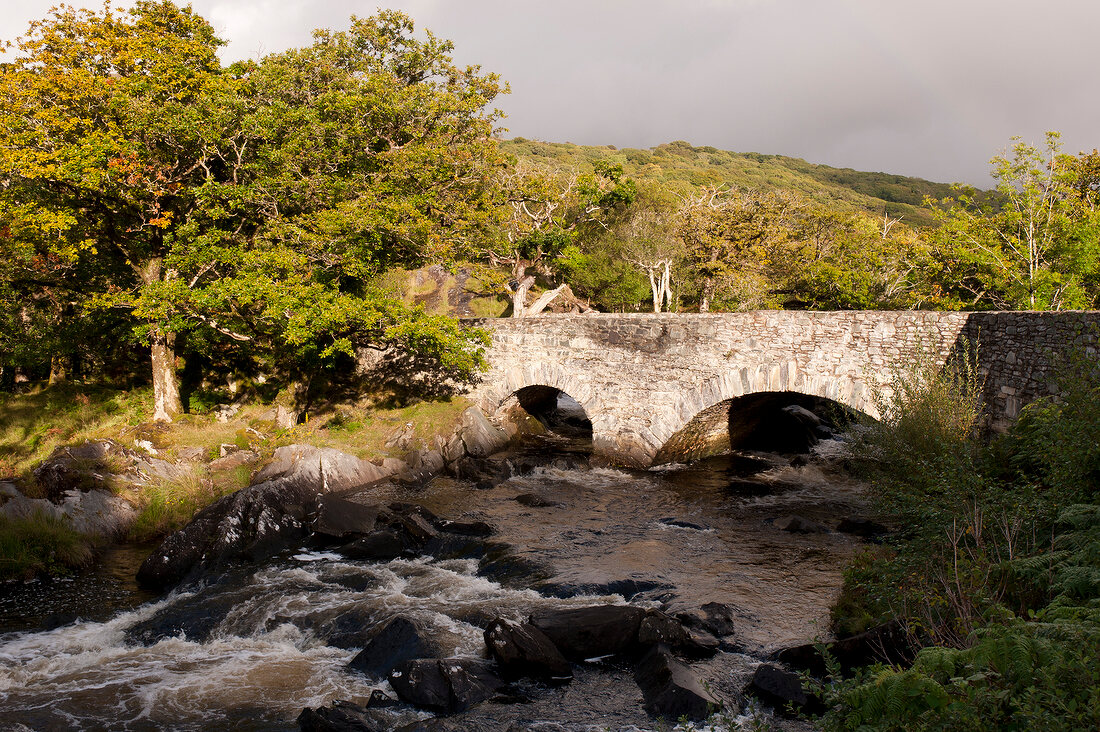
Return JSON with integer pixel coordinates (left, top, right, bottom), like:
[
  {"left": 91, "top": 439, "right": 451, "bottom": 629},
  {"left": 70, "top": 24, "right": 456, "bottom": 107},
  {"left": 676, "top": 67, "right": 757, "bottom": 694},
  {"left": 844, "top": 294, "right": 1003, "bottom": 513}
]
[{"left": 463, "top": 312, "right": 1099, "bottom": 468}]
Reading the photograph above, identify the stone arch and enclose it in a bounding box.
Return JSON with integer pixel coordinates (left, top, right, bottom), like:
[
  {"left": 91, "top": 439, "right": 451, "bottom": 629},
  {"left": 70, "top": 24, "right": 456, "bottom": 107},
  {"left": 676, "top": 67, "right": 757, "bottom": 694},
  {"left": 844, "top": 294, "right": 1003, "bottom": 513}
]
[
  {"left": 650, "top": 361, "right": 878, "bottom": 465},
  {"left": 473, "top": 361, "right": 600, "bottom": 427}
]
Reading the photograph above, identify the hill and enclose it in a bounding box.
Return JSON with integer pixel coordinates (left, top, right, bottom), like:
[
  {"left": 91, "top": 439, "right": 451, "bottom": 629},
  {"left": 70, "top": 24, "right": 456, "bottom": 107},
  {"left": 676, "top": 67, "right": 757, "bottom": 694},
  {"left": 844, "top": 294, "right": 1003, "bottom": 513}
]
[{"left": 500, "top": 138, "right": 958, "bottom": 227}]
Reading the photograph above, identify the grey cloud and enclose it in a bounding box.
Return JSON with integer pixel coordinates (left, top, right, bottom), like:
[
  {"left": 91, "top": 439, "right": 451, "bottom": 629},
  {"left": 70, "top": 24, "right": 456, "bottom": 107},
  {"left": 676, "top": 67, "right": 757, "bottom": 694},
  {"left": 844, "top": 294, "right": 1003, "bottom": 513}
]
[{"left": 3, "top": 0, "right": 1097, "bottom": 184}]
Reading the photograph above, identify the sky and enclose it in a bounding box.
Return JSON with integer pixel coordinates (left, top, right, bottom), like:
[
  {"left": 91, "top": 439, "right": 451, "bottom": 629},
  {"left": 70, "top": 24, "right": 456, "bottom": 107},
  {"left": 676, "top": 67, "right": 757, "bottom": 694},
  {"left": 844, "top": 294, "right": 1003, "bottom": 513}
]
[{"left": 3, "top": 0, "right": 1098, "bottom": 185}]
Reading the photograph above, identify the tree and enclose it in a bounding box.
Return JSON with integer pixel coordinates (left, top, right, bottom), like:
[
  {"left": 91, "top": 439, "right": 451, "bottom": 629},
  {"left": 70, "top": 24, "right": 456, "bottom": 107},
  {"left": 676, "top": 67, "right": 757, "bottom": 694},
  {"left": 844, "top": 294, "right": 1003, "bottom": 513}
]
[
  {"left": 676, "top": 186, "right": 796, "bottom": 311},
  {"left": 928, "top": 132, "right": 1100, "bottom": 310},
  {"left": 618, "top": 182, "right": 682, "bottom": 312},
  {"left": 492, "top": 159, "right": 635, "bottom": 316},
  {"left": 0, "top": 3, "right": 503, "bottom": 416}
]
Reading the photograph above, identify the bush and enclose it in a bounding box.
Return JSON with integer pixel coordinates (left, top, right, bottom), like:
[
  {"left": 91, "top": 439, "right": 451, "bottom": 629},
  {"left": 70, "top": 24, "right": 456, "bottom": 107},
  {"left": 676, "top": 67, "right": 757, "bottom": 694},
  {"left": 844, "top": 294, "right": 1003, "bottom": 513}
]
[{"left": 820, "top": 350, "right": 1100, "bottom": 730}]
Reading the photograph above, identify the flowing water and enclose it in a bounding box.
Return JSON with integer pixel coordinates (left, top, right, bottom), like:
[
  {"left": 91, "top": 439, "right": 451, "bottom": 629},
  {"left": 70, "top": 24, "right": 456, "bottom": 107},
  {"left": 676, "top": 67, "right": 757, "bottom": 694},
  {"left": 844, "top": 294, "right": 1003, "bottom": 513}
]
[{"left": 0, "top": 434, "right": 867, "bottom": 731}]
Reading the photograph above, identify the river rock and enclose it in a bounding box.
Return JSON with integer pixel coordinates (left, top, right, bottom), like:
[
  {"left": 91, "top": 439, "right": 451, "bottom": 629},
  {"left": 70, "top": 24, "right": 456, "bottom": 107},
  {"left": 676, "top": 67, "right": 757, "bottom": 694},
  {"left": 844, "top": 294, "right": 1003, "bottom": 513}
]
[
  {"left": 747, "top": 663, "right": 820, "bottom": 715},
  {"left": 455, "top": 407, "right": 509, "bottom": 458},
  {"left": 389, "top": 658, "right": 505, "bottom": 712},
  {"left": 338, "top": 529, "right": 408, "bottom": 560},
  {"left": 677, "top": 602, "right": 738, "bottom": 638},
  {"left": 638, "top": 611, "right": 716, "bottom": 658},
  {"left": 440, "top": 520, "right": 494, "bottom": 537},
  {"left": 775, "top": 620, "right": 913, "bottom": 675},
  {"left": 634, "top": 645, "right": 721, "bottom": 722},
  {"left": 296, "top": 694, "right": 396, "bottom": 732},
  {"left": 515, "top": 492, "right": 560, "bottom": 508},
  {"left": 348, "top": 616, "right": 451, "bottom": 678},
  {"left": 772, "top": 515, "right": 831, "bottom": 534},
  {"left": 311, "top": 496, "right": 381, "bottom": 540},
  {"left": 835, "top": 517, "right": 889, "bottom": 539},
  {"left": 534, "top": 578, "right": 673, "bottom": 601},
  {"left": 484, "top": 619, "right": 572, "bottom": 681},
  {"left": 0, "top": 486, "right": 136, "bottom": 539},
  {"left": 529, "top": 605, "right": 647, "bottom": 660}
]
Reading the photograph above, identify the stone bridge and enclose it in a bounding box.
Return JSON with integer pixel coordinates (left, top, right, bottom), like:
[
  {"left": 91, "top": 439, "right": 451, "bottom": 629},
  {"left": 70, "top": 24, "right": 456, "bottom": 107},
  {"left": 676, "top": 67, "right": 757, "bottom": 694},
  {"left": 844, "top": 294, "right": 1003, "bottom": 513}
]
[{"left": 464, "top": 312, "right": 1099, "bottom": 468}]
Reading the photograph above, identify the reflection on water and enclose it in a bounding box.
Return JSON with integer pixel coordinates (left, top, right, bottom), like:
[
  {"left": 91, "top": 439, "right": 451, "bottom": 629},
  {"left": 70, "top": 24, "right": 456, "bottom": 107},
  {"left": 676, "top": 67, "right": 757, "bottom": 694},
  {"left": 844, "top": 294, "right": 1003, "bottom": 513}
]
[{"left": 0, "top": 438, "right": 865, "bottom": 731}]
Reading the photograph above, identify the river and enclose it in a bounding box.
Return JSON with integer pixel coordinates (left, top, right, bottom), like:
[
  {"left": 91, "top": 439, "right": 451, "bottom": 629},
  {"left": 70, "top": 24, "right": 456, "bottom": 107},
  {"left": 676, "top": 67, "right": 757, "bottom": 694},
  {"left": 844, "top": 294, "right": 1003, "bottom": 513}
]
[{"left": 0, "top": 427, "right": 866, "bottom": 731}]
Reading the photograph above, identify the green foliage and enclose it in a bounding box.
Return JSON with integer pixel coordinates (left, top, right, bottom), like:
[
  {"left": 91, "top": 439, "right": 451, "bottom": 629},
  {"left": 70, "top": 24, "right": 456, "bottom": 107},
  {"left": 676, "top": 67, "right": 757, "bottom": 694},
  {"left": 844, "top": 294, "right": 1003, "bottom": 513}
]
[
  {"left": 928, "top": 133, "right": 1100, "bottom": 310},
  {"left": 1, "top": 3, "right": 500, "bottom": 408},
  {"left": 0, "top": 511, "right": 94, "bottom": 580},
  {"left": 821, "top": 350, "right": 1100, "bottom": 730}
]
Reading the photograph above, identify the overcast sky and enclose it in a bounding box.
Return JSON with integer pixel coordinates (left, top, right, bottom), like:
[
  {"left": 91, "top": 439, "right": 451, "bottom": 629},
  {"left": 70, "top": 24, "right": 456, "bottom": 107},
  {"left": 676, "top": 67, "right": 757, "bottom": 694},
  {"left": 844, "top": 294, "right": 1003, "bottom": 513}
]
[{"left": 3, "top": 0, "right": 1098, "bottom": 185}]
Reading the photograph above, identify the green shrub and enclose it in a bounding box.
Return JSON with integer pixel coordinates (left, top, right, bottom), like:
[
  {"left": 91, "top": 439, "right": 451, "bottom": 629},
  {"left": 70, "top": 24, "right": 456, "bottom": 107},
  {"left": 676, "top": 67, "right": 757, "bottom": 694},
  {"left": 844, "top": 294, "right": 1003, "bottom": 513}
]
[{"left": 821, "top": 352, "right": 1100, "bottom": 730}]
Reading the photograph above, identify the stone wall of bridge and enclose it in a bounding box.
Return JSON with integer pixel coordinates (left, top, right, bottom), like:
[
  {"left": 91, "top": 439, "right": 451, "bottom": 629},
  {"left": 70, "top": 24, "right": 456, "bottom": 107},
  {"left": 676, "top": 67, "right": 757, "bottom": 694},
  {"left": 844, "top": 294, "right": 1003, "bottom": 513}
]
[{"left": 463, "top": 312, "right": 1099, "bottom": 467}]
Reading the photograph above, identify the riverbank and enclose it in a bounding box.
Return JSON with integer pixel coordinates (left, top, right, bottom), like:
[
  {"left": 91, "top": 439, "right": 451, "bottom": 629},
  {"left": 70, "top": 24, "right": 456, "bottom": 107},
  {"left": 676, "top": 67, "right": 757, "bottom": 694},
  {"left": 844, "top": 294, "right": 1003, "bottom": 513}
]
[{"left": 0, "top": 384, "right": 501, "bottom": 582}]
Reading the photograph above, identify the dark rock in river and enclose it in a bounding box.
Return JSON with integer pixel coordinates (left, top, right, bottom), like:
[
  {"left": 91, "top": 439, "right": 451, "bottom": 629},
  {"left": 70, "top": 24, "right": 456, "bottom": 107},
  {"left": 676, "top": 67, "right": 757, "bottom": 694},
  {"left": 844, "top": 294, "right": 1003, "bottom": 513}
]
[
  {"left": 477, "top": 546, "right": 553, "bottom": 588},
  {"left": 771, "top": 515, "right": 831, "bottom": 534},
  {"left": 835, "top": 517, "right": 889, "bottom": 539},
  {"left": 677, "top": 602, "right": 738, "bottom": 639},
  {"left": 658, "top": 518, "right": 709, "bottom": 531},
  {"left": 634, "top": 645, "right": 721, "bottom": 722},
  {"left": 296, "top": 693, "right": 397, "bottom": 732},
  {"left": 137, "top": 445, "right": 390, "bottom": 590},
  {"left": 389, "top": 658, "right": 505, "bottom": 713},
  {"left": 311, "top": 496, "right": 381, "bottom": 541},
  {"left": 514, "top": 492, "right": 561, "bottom": 508},
  {"left": 747, "top": 663, "right": 821, "bottom": 715},
  {"left": 484, "top": 618, "right": 573, "bottom": 681},
  {"left": 529, "top": 605, "right": 646, "bottom": 660},
  {"left": 339, "top": 529, "right": 408, "bottom": 560},
  {"left": 638, "top": 611, "right": 716, "bottom": 659},
  {"left": 529, "top": 605, "right": 707, "bottom": 661},
  {"left": 534, "top": 578, "right": 673, "bottom": 601},
  {"left": 440, "top": 520, "right": 494, "bottom": 537},
  {"left": 775, "top": 620, "right": 914, "bottom": 675},
  {"left": 348, "top": 616, "right": 452, "bottom": 678},
  {"left": 297, "top": 700, "right": 376, "bottom": 732}
]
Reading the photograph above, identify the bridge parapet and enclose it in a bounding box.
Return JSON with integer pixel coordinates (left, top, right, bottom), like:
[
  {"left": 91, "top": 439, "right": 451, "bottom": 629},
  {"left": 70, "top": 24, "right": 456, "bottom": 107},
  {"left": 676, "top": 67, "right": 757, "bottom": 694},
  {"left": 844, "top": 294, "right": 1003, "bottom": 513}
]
[{"left": 464, "top": 312, "right": 1099, "bottom": 467}]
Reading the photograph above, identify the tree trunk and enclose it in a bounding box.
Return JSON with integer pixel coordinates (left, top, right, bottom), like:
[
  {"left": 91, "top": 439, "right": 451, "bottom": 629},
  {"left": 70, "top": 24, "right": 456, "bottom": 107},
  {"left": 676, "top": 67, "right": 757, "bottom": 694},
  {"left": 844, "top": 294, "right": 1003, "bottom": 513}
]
[
  {"left": 48, "top": 354, "right": 67, "bottom": 385},
  {"left": 526, "top": 283, "right": 569, "bottom": 316},
  {"left": 700, "top": 276, "right": 714, "bottom": 313},
  {"left": 151, "top": 330, "right": 182, "bottom": 422},
  {"left": 511, "top": 275, "right": 535, "bottom": 317}
]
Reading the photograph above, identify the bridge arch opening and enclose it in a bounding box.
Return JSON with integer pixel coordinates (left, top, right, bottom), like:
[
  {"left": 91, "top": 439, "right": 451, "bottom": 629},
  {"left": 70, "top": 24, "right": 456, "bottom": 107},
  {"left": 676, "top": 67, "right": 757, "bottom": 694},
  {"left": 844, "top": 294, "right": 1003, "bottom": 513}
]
[
  {"left": 653, "top": 391, "right": 858, "bottom": 466},
  {"left": 497, "top": 385, "right": 593, "bottom": 442}
]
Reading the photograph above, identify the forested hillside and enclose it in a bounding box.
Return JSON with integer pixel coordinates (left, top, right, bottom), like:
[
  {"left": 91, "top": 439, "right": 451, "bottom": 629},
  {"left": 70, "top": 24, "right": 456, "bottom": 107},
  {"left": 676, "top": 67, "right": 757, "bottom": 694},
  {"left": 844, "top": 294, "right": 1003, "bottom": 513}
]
[{"left": 502, "top": 138, "right": 955, "bottom": 227}]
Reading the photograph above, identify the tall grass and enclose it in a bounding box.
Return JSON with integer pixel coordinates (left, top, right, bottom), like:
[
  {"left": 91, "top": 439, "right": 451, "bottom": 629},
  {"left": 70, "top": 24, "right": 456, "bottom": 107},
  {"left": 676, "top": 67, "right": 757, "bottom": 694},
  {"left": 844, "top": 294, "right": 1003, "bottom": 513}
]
[
  {"left": 126, "top": 465, "right": 252, "bottom": 543},
  {"left": 0, "top": 511, "right": 94, "bottom": 581}
]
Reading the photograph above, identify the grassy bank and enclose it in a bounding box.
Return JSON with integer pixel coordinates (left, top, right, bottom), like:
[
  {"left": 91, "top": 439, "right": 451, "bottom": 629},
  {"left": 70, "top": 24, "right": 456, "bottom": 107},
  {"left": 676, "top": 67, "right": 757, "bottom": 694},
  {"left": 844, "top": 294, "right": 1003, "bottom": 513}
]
[
  {"left": 1, "top": 384, "right": 473, "bottom": 580},
  {"left": 817, "top": 354, "right": 1100, "bottom": 730}
]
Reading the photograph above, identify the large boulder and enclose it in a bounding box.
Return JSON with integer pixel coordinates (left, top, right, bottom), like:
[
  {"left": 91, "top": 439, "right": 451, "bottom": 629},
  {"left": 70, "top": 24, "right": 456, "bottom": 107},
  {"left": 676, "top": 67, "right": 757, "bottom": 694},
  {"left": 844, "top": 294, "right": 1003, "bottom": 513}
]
[
  {"left": 0, "top": 486, "right": 136, "bottom": 539},
  {"left": 634, "top": 645, "right": 721, "bottom": 722},
  {"left": 775, "top": 620, "right": 914, "bottom": 675},
  {"left": 388, "top": 658, "right": 505, "bottom": 713},
  {"left": 311, "top": 496, "right": 381, "bottom": 541},
  {"left": 253, "top": 444, "right": 392, "bottom": 490},
  {"left": 484, "top": 619, "right": 572, "bottom": 681},
  {"left": 455, "top": 408, "right": 508, "bottom": 458},
  {"left": 529, "top": 605, "right": 708, "bottom": 661},
  {"left": 137, "top": 446, "right": 407, "bottom": 590},
  {"left": 529, "top": 605, "right": 646, "bottom": 660},
  {"left": 747, "top": 663, "right": 821, "bottom": 715},
  {"left": 348, "top": 616, "right": 452, "bottom": 678}
]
